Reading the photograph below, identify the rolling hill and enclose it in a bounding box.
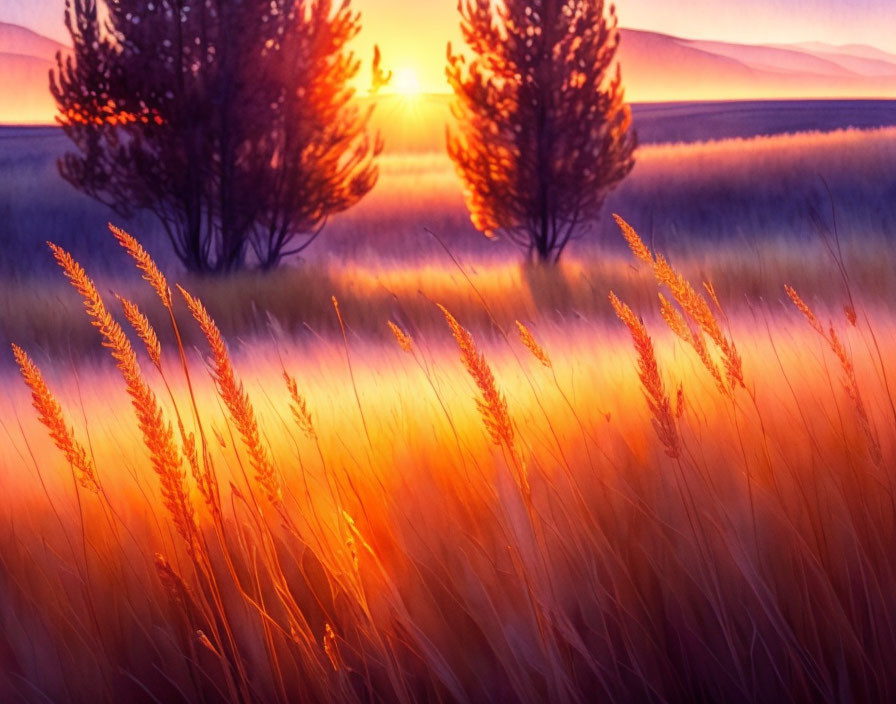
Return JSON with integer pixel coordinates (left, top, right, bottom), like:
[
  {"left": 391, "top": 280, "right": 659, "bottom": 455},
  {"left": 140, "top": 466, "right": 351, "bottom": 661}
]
[
  {"left": 0, "top": 22, "right": 68, "bottom": 124},
  {"left": 617, "top": 29, "right": 896, "bottom": 102}
]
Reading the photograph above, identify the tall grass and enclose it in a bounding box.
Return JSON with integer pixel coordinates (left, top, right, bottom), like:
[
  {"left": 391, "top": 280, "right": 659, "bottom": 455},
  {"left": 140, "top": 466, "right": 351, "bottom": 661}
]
[{"left": 2, "top": 220, "right": 895, "bottom": 702}]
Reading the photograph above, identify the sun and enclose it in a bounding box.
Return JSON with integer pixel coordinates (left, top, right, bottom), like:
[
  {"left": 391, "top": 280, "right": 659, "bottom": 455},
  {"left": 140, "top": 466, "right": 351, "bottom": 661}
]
[{"left": 393, "top": 67, "right": 422, "bottom": 99}]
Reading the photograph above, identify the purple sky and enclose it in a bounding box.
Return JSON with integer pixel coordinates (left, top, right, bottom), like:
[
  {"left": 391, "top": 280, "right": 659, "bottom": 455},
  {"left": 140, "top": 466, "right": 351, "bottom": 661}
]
[{"left": 3, "top": 0, "right": 894, "bottom": 93}]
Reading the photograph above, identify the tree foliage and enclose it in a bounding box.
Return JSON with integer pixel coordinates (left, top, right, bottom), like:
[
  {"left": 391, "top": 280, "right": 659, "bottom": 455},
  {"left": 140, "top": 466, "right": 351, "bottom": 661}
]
[
  {"left": 51, "top": 0, "right": 381, "bottom": 273},
  {"left": 447, "top": 0, "right": 636, "bottom": 262}
]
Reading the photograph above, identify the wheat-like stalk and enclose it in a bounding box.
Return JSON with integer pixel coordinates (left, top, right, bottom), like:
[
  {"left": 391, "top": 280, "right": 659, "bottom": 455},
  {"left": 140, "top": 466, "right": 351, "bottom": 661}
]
[
  {"left": 179, "top": 427, "right": 214, "bottom": 509},
  {"left": 784, "top": 285, "right": 826, "bottom": 336},
  {"left": 658, "top": 294, "right": 727, "bottom": 395},
  {"left": 438, "top": 304, "right": 514, "bottom": 450},
  {"left": 437, "top": 305, "right": 530, "bottom": 498},
  {"left": 609, "top": 292, "right": 681, "bottom": 459},
  {"left": 12, "top": 344, "right": 99, "bottom": 494},
  {"left": 614, "top": 215, "right": 745, "bottom": 389},
  {"left": 116, "top": 294, "right": 162, "bottom": 370},
  {"left": 49, "top": 242, "right": 195, "bottom": 546},
  {"left": 654, "top": 254, "right": 744, "bottom": 389},
  {"left": 515, "top": 320, "right": 552, "bottom": 369},
  {"left": 785, "top": 285, "right": 881, "bottom": 464},
  {"left": 179, "top": 286, "right": 282, "bottom": 505},
  {"left": 387, "top": 321, "right": 413, "bottom": 353},
  {"left": 111, "top": 227, "right": 220, "bottom": 514},
  {"left": 284, "top": 372, "right": 317, "bottom": 441},
  {"left": 109, "top": 224, "right": 173, "bottom": 308},
  {"left": 613, "top": 213, "right": 652, "bottom": 265}
]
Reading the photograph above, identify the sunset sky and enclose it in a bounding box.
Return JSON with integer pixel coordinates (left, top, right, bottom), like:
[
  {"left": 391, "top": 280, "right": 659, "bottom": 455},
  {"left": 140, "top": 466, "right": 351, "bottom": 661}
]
[{"left": 1, "top": 0, "right": 895, "bottom": 94}]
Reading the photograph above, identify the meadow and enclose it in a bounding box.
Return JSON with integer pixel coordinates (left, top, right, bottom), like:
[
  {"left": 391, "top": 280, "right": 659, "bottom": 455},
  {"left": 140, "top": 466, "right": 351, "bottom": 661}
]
[
  {"left": 3, "top": 98, "right": 896, "bottom": 276},
  {"left": 1, "top": 102, "right": 896, "bottom": 702}
]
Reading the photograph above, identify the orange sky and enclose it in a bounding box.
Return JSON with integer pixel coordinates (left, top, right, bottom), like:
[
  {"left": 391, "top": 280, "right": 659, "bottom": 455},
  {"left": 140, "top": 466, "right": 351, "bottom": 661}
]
[
  {"left": 3, "top": 0, "right": 895, "bottom": 94},
  {"left": 352, "top": 0, "right": 896, "bottom": 94}
]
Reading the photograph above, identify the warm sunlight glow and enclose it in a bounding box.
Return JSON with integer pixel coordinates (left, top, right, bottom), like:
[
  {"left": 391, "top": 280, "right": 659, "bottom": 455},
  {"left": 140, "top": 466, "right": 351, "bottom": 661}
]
[{"left": 393, "top": 67, "right": 422, "bottom": 98}]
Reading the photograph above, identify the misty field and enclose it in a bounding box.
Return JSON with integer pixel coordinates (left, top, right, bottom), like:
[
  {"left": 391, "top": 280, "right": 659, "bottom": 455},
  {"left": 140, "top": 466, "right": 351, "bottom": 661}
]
[{"left": 3, "top": 105, "right": 896, "bottom": 701}]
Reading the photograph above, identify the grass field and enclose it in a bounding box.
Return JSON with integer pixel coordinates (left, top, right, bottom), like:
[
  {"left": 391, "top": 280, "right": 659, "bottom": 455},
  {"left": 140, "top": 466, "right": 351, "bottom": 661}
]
[
  {"left": 2, "top": 104, "right": 896, "bottom": 702},
  {"left": 2, "top": 211, "right": 895, "bottom": 701},
  {"left": 3, "top": 100, "right": 896, "bottom": 275},
  {"left": 2, "top": 121, "right": 896, "bottom": 357}
]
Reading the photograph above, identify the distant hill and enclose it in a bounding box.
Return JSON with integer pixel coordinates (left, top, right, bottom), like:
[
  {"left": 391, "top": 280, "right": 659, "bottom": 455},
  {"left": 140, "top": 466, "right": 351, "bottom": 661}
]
[
  {"left": 0, "top": 22, "right": 68, "bottom": 59},
  {"left": 617, "top": 29, "right": 896, "bottom": 102},
  {"left": 1, "top": 22, "right": 895, "bottom": 125},
  {"left": 0, "top": 22, "right": 68, "bottom": 124}
]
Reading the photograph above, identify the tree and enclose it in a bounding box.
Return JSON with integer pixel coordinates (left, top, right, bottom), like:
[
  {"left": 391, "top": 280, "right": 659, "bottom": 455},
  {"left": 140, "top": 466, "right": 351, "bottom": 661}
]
[
  {"left": 51, "top": 0, "right": 381, "bottom": 273},
  {"left": 447, "top": 0, "right": 636, "bottom": 263}
]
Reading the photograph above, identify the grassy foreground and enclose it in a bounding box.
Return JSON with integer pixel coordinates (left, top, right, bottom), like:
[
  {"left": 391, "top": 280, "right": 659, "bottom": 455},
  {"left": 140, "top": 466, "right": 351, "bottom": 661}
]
[{"left": 1, "top": 220, "right": 895, "bottom": 703}]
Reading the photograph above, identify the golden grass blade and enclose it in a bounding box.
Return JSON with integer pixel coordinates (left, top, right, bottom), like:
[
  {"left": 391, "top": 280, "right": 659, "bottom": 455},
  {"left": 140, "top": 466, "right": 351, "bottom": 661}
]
[
  {"left": 785, "top": 285, "right": 826, "bottom": 337},
  {"left": 178, "top": 285, "right": 282, "bottom": 505},
  {"left": 659, "top": 293, "right": 728, "bottom": 396},
  {"left": 613, "top": 213, "right": 653, "bottom": 265},
  {"left": 116, "top": 294, "right": 162, "bottom": 370},
  {"left": 786, "top": 285, "right": 882, "bottom": 464},
  {"left": 109, "top": 224, "right": 173, "bottom": 308},
  {"left": 283, "top": 372, "right": 316, "bottom": 441},
  {"left": 49, "top": 242, "right": 196, "bottom": 546},
  {"left": 609, "top": 292, "right": 681, "bottom": 459},
  {"left": 438, "top": 304, "right": 514, "bottom": 450},
  {"left": 110, "top": 228, "right": 218, "bottom": 514},
  {"left": 437, "top": 304, "right": 530, "bottom": 498},
  {"left": 653, "top": 253, "right": 745, "bottom": 389},
  {"left": 613, "top": 216, "right": 745, "bottom": 390},
  {"left": 12, "top": 344, "right": 99, "bottom": 494},
  {"left": 387, "top": 320, "right": 413, "bottom": 353},
  {"left": 515, "top": 320, "right": 552, "bottom": 369}
]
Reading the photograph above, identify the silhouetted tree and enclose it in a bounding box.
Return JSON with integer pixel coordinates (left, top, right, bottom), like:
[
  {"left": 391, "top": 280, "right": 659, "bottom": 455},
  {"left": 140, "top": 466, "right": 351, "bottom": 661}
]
[
  {"left": 51, "top": 0, "right": 381, "bottom": 273},
  {"left": 447, "top": 0, "right": 636, "bottom": 263}
]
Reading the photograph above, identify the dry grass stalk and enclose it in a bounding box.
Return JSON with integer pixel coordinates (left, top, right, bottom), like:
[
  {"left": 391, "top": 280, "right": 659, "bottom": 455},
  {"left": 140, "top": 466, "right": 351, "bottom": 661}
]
[
  {"left": 437, "top": 304, "right": 529, "bottom": 497},
  {"left": 284, "top": 372, "right": 317, "bottom": 441},
  {"left": 438, "top": 305, "right": 515, "bottom": 449},
  {"left": 609, "top": 292, "right": 681, "bottom": 459},
  {"left": 12, "top": 344, "right": 99, "bottom": 493},
  {"left": 784, "top": 285, "right": 826, "bottom": 337},
  {"left": 179, "top": 286, "right": 282, "bottom": 505},
  {"left": 659, "top": 294, "right": 728, "bottom": 395},
  {"left": 112, "top": 227, "right": 219, "bottom": 513},
  {"left": 657, "top": 293, "right": 689, "bottom": 340},
  {"left": 323, "top": 624, "right": 342, "bottom": 672},
  {"left": 116, "top": 294, "right": 162, "bottom": 370},
  {"left": 786, "top": 285, "right": 882, "bottom": 464},
  {"left": 387, "top": 321, "right": 413, "bottom": 353},
  {"left": 515, "top": 320, "right": 552, "bottom": 369},
  {"left": 613, "top": 213, "right": 652, "bottom": 265},
  {"left": 49, "top": 243, "right": 196, "bottom": 545},
  {"left": 654, "top": 254, "right": 744, "bottom": 389},
  {"left": 109, "top": 224, "right": 173, "bottom": 308},
  {"left": 614, "top": 215, "right": 745, "bottom": 389},
  {"left": 179, "top": 428, "right": 214, "bottom": 509}
]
